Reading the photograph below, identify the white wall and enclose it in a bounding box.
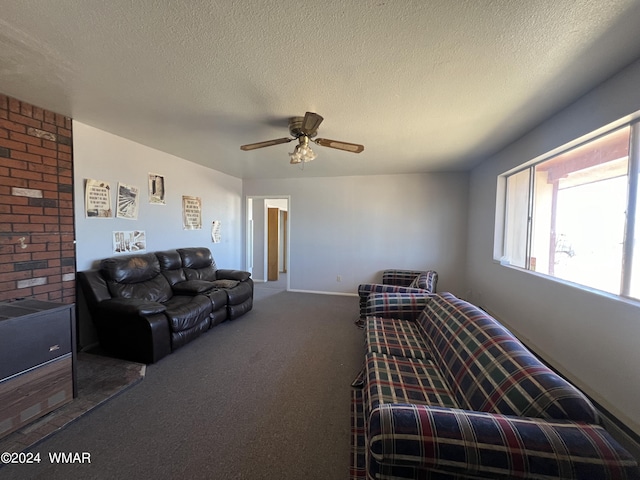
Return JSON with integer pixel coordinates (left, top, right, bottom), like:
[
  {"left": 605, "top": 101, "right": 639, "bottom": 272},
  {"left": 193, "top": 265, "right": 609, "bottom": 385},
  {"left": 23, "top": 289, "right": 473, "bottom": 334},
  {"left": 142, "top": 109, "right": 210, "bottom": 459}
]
[
  {"left": 244, "top": 173, "right": 469, "bottom": 295},
  {"left": 467, "top": 58, "right": 640, "bottom": 436},
  {"left": 73, "top": 121, "right": 243, "bottom": 270}
]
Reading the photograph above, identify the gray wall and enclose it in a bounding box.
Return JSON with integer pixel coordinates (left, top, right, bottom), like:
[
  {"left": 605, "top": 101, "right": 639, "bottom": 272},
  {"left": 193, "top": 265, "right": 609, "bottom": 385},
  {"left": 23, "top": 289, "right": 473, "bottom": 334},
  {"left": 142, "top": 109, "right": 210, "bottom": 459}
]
[
  {"left": 73, "top": 121, "right": 243, "bottom": 271},
  {"left": 243, "top": 173, "right": 469, "bottom": 295},
  {"left": 467, "top": 58, "right": 640, "bottom": 436}
]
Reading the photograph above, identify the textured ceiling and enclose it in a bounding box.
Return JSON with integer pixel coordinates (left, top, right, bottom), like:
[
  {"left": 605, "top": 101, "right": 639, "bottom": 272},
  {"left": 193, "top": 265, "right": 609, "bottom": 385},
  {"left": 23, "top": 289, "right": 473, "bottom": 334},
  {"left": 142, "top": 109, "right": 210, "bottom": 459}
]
[{"left": 2, "top": 0, "right": 640, "bottom": 179}]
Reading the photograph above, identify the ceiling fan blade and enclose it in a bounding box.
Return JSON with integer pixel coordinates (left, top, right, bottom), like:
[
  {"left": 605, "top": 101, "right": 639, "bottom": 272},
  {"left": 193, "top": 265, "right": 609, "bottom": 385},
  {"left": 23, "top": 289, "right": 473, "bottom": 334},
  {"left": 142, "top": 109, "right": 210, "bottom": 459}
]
[
  {"left": 240, "top": 137, "right": 293, "bottom": 151},
  {"left": 314, "top": 138, "right": 364, "bottom": 153},
  {"left": 301, "top": 112, "right": 324, "bottom": 136}
]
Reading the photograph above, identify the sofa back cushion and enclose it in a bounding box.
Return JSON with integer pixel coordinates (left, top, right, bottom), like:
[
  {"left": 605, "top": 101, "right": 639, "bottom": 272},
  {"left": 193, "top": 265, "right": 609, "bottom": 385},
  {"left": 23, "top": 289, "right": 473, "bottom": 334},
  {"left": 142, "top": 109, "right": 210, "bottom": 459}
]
[
  {"left": 418, "top": 293, "right": 599, "bottom": 423},
  {"left": 100, "top": 253, "right": 173, "bottom": 303},
  {"left": 407, "top": 271, "right": 438, "bottom": 292},
  {"left": 178, "top": 247, "right": 218, "bottom": 281},
  {"left": 155, "top": 250, "right": 187, "bottom": 286}
]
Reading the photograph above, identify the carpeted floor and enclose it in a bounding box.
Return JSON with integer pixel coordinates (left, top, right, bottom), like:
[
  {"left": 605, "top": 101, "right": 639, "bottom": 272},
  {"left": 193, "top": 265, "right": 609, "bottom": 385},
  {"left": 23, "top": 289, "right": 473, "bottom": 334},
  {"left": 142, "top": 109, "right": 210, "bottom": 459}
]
[{"left": 1, "top": 283, "right": 364, "bottom": 479}]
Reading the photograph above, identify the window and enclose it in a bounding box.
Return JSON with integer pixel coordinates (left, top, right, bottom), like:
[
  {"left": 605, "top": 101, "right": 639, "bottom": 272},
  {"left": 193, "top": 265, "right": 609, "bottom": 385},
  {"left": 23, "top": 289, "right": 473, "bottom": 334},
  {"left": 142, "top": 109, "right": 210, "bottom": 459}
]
[{"left": 501, "top": 122, "right": 640, "bottom": 300}]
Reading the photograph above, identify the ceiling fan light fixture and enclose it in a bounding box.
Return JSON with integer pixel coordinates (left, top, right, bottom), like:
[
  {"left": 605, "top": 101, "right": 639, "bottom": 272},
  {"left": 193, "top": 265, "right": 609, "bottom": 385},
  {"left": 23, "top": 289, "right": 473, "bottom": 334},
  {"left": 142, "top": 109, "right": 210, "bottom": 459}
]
[{"left": 289, "top": 136, "right": 316, "bottom": 164}]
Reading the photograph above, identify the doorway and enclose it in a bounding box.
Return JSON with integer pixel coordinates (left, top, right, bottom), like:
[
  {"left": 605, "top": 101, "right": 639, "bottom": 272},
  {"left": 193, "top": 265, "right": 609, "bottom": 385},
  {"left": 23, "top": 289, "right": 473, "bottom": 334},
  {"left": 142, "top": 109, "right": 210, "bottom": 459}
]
[{"left": 246, "top": 196, "right": 290, "bottom": 289}]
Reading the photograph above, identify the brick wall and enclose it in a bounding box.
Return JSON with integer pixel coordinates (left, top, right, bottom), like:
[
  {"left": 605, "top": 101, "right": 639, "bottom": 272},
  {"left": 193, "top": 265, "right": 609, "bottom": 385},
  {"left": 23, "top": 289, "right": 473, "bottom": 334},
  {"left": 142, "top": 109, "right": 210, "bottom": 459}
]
[{"left": 0, "top": 94, "right": 75, "bottom": 304}]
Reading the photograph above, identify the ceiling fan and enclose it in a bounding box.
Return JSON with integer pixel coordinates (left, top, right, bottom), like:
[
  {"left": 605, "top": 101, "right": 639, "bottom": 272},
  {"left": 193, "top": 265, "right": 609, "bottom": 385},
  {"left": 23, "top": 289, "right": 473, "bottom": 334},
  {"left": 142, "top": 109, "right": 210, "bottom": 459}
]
[{"left": 240, "top": 112, "right": 364, "bottom": 164}]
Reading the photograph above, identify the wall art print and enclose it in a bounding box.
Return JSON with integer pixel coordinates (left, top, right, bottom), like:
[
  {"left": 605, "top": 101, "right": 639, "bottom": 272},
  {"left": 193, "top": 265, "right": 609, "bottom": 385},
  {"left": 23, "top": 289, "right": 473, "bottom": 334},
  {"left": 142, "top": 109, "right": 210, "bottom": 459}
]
[
  {"left": 148, "top": 173, "right": 165, "bottom": 205},
  {"left": 85, "top": 179, "right": 112, "bottom": 218},
  {"left": 116, "top": 183, "right": 140, "bottom": 219},
  {"left": 182, "top": 196, "right": 202, "bottom": 230}
]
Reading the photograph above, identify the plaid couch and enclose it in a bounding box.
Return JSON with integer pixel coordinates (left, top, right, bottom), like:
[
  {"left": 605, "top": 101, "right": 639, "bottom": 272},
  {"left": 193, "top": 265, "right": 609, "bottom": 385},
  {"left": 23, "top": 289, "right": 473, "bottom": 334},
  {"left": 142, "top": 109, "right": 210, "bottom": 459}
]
[
  {"left": 352, "top": 292, "right": 639, "bottom": 480},
  {"left": 358, "top": 269, "right": 438, "bottom": 321}
]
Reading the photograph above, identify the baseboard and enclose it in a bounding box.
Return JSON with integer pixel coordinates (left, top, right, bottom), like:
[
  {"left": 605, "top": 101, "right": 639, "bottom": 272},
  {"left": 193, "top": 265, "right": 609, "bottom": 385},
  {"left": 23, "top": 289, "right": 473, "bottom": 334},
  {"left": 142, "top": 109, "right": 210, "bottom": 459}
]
[{"left": 288, "top": 289, "right": 358, "bottom": 297}]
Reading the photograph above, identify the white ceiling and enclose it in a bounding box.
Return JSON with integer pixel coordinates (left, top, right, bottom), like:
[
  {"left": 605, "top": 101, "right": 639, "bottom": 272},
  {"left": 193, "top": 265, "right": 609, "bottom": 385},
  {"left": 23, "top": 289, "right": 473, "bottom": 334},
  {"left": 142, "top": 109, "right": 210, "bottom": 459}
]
[{"left": 2, "top": 1, "right": 640, "bottom": 179}]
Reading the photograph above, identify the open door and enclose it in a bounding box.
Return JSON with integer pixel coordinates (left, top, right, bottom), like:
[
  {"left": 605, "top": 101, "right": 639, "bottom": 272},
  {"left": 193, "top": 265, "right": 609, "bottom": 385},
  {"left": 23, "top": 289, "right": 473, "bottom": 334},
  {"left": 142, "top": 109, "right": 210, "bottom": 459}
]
[{"left": 267, "top": 207, "right": 279, "bottom": 281}]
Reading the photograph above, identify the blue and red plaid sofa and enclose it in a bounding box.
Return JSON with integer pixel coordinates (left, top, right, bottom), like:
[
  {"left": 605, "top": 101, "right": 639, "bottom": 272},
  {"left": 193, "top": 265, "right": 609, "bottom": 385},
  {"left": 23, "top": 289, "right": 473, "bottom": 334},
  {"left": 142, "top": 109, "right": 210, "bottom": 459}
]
[
  {"left": 351, "top": 292, "right": 639, "bottom": 480},
  {"left": 357, "top": 269, "right": 438, "bottom": 321}
]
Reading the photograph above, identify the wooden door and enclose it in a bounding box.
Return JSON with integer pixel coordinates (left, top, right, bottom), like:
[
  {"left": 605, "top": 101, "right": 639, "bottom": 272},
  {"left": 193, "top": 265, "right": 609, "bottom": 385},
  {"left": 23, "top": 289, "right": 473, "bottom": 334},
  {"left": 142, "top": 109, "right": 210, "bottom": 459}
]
[{"left": 267, "top": 207, "right": 279, "bottom": 281}]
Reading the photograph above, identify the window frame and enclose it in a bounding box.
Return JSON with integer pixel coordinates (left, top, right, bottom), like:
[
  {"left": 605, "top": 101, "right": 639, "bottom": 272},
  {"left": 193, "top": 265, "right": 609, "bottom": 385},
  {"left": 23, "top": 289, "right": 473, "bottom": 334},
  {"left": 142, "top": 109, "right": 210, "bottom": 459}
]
[{"left": 497, "top": 117, "right": 640, "bottom": 302}]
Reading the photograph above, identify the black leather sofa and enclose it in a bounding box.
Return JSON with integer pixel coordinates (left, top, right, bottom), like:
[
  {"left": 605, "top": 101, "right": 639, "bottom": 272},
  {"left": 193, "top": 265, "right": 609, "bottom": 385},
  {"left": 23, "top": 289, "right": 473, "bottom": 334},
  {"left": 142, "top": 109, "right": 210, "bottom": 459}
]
[{"left": 77, "top": 247, "right": 253, "bottom": 364}]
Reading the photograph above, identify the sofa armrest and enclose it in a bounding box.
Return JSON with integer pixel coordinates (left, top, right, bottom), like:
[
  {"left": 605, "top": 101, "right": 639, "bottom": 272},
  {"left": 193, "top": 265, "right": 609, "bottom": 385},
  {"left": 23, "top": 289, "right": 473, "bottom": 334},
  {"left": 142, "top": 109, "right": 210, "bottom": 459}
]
[
  {"left": 364, "top": 293, "right": 434, "bottom": 321},
  {"left": 217, "top": 269, "right": 251, "bottom": 282},
  {"left": 171, "top": 280, "right": 216, "bottom": 295},
  {"left": 368, "top": 404, "right": 640, "bottom": 479},
  {"left": 98, "top": 298, "right": 167, "bottom": 316}
]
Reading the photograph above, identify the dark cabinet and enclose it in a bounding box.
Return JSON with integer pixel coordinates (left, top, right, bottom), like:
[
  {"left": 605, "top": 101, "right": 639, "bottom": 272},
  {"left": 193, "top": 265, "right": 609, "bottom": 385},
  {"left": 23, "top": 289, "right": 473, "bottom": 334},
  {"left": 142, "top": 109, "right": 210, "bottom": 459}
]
[{"left": 0, "top": 299, "right": 76, "bottom": 438}]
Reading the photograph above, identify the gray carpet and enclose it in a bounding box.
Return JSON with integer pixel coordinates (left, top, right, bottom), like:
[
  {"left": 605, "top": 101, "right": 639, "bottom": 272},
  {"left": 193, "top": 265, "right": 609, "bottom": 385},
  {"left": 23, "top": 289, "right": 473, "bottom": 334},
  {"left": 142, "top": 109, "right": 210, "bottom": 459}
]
[{"left": 1, "top": 285, "right": 363, "bottom": 479}]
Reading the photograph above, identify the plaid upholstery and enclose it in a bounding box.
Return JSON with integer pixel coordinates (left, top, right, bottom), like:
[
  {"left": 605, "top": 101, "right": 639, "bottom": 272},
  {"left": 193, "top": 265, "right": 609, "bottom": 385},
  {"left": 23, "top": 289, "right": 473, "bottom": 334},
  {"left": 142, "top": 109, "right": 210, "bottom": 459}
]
[
  {"left": 368, "top": 404, "right": 640, "bottom": 480},
  {"left": 351, "top": 292, "right": 640, "bottom": 480},
  {"left": 382, "top": 269, "right": 430, "bottom": 286},
  {"left": 365, "top": 317, "right": 431, "bottom": 360},
  {"left": 364, "top": 293, "right": 434, "bottom": 321},
  {"left": 365, "top": 352, "right": 457, "bottom": 416},
  {"left": 358, "top": 270, "right": 438, "bottom": 318},
  {"left": 419, "top": 294, "right": 599, "bottom": 423}
]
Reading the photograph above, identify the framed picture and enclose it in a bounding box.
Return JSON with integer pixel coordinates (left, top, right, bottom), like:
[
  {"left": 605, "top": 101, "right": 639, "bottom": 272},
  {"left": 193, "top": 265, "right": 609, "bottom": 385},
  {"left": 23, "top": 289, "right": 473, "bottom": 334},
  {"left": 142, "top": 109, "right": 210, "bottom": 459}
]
[
  {"left": 116, "top": 183, "right": 140, "bottom": 219},
  {"left": 85, "top": 179, "right": 112, "bottom": 218},
  {"left": 182, "top": 196, "right": 202, "bottom": 230},
  {"left": 148, "top": 173, "right": 165, "bottom": 205}
]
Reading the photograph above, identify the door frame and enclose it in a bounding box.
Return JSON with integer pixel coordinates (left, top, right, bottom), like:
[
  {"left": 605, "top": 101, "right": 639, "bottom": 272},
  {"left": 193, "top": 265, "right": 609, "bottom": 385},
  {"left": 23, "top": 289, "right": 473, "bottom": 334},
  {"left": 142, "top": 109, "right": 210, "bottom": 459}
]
[{"left": 245, "top": 195, "right": 291, "bottom": 290}]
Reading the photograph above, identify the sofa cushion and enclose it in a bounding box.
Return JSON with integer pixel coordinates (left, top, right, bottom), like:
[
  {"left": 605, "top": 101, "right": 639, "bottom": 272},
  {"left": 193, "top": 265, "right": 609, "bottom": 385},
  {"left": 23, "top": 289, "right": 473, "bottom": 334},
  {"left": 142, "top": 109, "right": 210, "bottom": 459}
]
[
  {"left": 365, "top": 352, "right": 457, "bottom": 417},
  {"left": 365, "top": 317, "right": 431, "bottom": 360},
  {"left": 101, "top": 254, "right": 174, "bottom": 303},
  {"left": 171, "top": 280, "right": 217, "bottom": 295},
  {"left": 420, "top": 294, "right": 599, "bottom": 423},
  {"left": 210, "top": 279, "right": 240, "bottom": 289},
  {"left": 163, "top": 295, "right": 212, "bottom": 332}
]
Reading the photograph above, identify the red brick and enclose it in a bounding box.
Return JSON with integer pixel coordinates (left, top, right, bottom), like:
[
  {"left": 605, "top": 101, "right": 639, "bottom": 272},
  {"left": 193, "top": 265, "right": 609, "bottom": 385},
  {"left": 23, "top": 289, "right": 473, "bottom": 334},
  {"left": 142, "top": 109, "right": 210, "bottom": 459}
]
[
  {"left": 0, "top": 137, "right": 27, "bottom": 151},
  {"left": 43, "top": 110, "right": 55, "bottom": 124},
  {"left": 58, "top": 152, "right": 71, "bottom": 162},
  {"left": 32, "top": 107, "right": 44, "bottom": 121},
  {"left": 55, "top": 114, "right": 66, "bottom": 127},
  {"left": 12, "top": 223, "right": 44, "bottom": 233},
  {"left": 2, "top": 158, "right": 27, "bottom": 170},
  {"left": 8, "top": 112, "right": 41, "bottom": 129},
  {"left": 43, "top": 173, "right": 58, "bottom": 183},
  {"left": 42, "top": 157, "right": 57, "bottom": 166},
  {"left": 28, "top": 215, "right": 59, "bottom": 225},
  {"left": 8, "top": 98, "right": 20, "bottom": 113},
  {"left": 0, "top": 118, "right": 26, "bottom": 133},
  {"left": 21, "top": 103, "right": 33, "bottom": 118},
  {"left": 0, "top": 176, "right": 28, "bottom": 188},
  {"left": 44, "top": 207, "right": 60, "bottom": 216},
  {"left": 27, "top": 144, "right": 57, "bottom": 159},
  {"left": 0, "top": 128, "right": 7, "bottom": 139},
  {"left": 30, "top": 163, "right": 57, "bottom": 175},
  {"left": 41, "top": 122, "right": 56, "bottom": 134},
  {"left": 11, "top": 168, "right": 42, "bottom": 181},
  {"left": 0, "top": 213, "right": 29, "bottom": 223},
  {"left": 27, "top": 180, "right": 58, "bottom": 192},
  {"left": 33, "top": 283, "right": 61, "bottom": 295},
  {"left": 12, "top": 205, "right": 43, "bottom": 215},
  {"left": 11, "top": 150, "right": 42, "bottom": 163},
  {"left": 0, "top": 252, "right": 31, "bottom": 263},
  {"left": 0, "top": 270, "right": 33, "bottom": 282},
  {"left": 57, "top": 127, "right": 71, "bottom": 137},
  {"left": 42, "top": 139, "right": 57, "bottom": 150},
  {"left": 0, "top": 166, "right": 8, "bottom": 176},
  {"left": 58, "top": 144, "right": 71, "bottom": 154},
  {"left": 10, "top": 130, "right": 42, "bottom": 146},
  {"left": 0, "top": 194, "right": 28, "bottom": 205},
  {"left": 34, "top": 268, "right": 61, "bottom": 278},
  {"left": 0, "top": 94, "right": 7, "bottom": 109},
  {"left": 0, "top": 290, "right": 30, "bottom": 301}
]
